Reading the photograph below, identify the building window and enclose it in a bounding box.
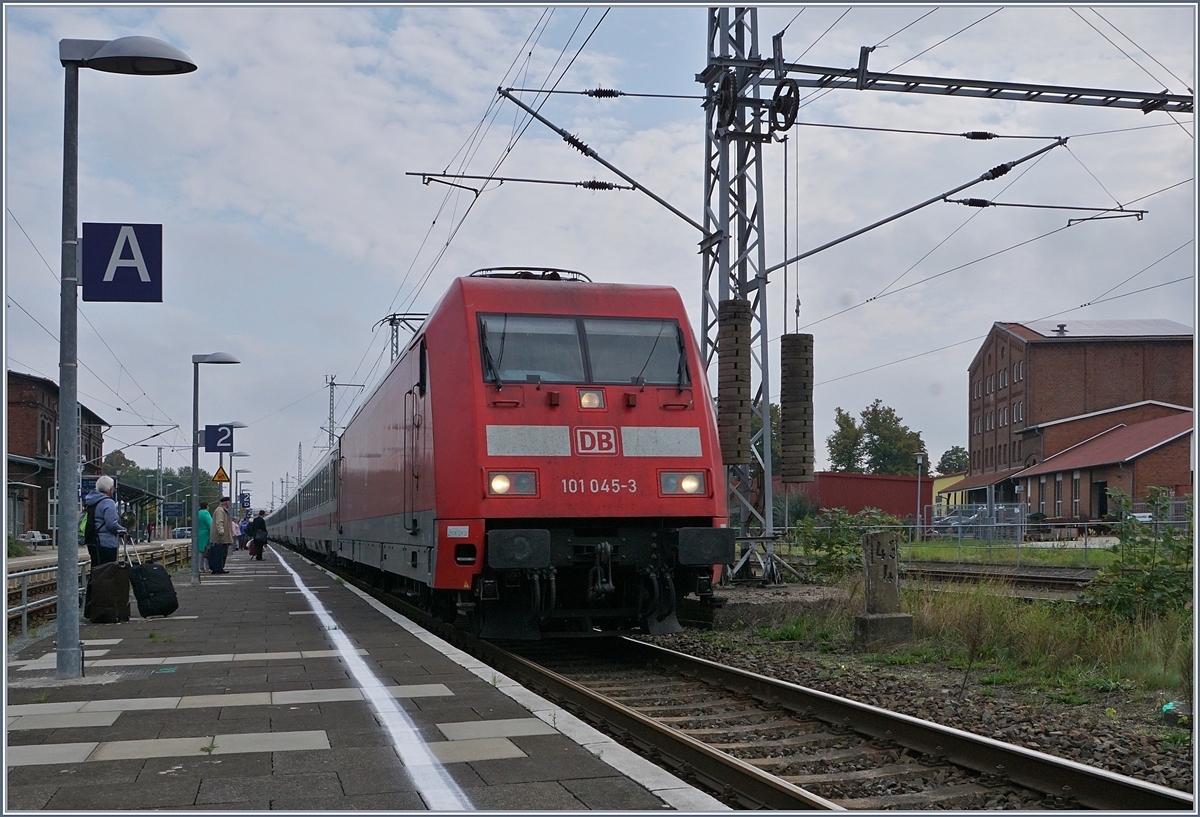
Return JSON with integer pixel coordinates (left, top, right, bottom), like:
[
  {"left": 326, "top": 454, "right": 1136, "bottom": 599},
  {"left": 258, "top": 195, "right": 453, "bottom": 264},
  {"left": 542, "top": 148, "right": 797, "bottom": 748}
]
[
  {"left": 1000, "top": 346, "right": 1006, "bottom": 360},
  {"left": 1015, "top": 360, "right": 1024, "bottom": 381},
  {"left": 1039, "top": 476, "right": 1046, "bottom": 514},
  {"left": 973, "top": 416, "right": 981, "bottom": 435},
  {"left": 987, "top": 375, "right": 994, "bottom": 393},
  {"left": 1072, "top": 471, "right": 1081, "bottom": 517},
  {"left": 1000, "top": 368, "right": 1008, "bottom": 388},
  {"left": 1054, "top": 474, "right": 1063, "bottom": 517},
  {"left": 974, "top": 380, "right": 982, "bottom": 399},
  {"left": 986, "top": 412, "right": 994, "bottom": 431},
  {"left": 1017, "top": 439, "right": 1022, "bottom": 460},
  {"left": 999, "top": 406, "right": 1007, "bottom": 427},
  {"left": 1014, "top": 401, "right": 1023, "bottom": 422}
]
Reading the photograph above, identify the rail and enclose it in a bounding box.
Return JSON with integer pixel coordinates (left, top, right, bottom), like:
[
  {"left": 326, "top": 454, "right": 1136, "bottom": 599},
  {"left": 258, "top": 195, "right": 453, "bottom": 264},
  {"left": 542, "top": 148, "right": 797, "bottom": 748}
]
[
  {"left": 7, "top": 562, "right": 88, "bottom": 638},
  {"left": 287, "top": 541, "right": 1191, "bottom": 810}
]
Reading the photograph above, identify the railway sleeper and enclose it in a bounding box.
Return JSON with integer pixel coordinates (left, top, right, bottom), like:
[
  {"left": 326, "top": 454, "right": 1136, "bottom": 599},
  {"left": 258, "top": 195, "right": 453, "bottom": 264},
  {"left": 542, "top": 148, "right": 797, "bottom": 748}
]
[{"left": 833, "top": 781, "right": 996, "bottom": 810}]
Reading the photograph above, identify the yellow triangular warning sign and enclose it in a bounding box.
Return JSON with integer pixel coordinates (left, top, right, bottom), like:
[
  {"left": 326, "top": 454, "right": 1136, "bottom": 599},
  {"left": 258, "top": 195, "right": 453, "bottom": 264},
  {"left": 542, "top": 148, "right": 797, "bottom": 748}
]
[{"left": 212, "top": 466, "right": 230, "bottom": 483}]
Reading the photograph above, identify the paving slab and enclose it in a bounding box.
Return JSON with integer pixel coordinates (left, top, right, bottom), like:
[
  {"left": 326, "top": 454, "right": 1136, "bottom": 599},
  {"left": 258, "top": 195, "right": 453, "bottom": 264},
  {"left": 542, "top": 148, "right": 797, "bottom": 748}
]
[{"left": 5, "top": 546, "right": 725, "bottom": 811}]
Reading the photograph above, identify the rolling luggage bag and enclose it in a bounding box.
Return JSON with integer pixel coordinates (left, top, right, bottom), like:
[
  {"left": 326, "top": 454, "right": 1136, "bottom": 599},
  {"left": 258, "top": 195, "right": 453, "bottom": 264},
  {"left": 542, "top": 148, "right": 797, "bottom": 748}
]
[
  {"left": 85, "top": 561, "right": 130, "bottom": 624},
  {"left": 127, "top": 541, "right": 179, "bottom": 618}
]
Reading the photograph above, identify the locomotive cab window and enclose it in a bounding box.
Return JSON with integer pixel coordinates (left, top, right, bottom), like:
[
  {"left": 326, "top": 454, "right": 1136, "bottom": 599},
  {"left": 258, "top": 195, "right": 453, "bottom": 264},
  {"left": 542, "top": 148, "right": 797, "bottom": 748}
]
[
  {"left": 479, "top": 313, "right": 688, "bottom": 387},
  {"left": 480, "top": 315, "right": 585, "bottom": 383}
]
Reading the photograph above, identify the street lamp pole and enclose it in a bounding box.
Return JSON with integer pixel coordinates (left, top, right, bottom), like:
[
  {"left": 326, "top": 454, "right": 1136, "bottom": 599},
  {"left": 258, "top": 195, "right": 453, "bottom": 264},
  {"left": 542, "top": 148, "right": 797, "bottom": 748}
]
[
  {"left": 915, "top": 453, "right": 924, "bottom": 543},
  {"left": 191, "top": 354, "right": 239, "bottom": 585},
  {"left": 55, "top": 36, "right": 196, "bottom": 680}
]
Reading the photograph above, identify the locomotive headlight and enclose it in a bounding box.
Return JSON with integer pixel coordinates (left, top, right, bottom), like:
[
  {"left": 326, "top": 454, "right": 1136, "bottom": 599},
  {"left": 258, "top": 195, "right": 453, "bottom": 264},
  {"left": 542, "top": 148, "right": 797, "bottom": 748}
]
[
  {"left": 488, "top": 471, "right": 537, "bottom": 496},
  {"left": 578, "top": 389, "right": 605, "bottom": 409},
  {"left": 660, "top": 471, "right": 706, "bottom": 495}
]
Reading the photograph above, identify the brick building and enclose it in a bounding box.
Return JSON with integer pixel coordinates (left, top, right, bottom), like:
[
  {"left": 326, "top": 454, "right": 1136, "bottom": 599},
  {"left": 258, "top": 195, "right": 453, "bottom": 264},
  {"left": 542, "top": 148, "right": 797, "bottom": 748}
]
[
  {"left": 6, "top": 371, "right": 106, "bottom": 538},
  {"left": 950, "top": 319, "right": 1193, "bottom": 507},
  {"left": 1017, "top": 412, "right": 1192, "bottom": 519}
]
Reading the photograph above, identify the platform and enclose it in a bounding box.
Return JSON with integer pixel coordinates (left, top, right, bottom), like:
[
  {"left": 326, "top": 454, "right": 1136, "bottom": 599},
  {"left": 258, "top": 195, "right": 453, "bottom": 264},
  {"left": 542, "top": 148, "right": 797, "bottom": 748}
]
[{"left": 5, "top": 545, "right": 726, "bottom": 811}]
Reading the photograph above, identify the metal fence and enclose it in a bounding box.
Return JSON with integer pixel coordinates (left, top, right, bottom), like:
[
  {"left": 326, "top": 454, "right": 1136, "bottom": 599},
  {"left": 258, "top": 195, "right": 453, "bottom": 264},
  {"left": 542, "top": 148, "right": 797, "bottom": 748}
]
[{"left": 7, "top": 561, "right": 88, "bottom": 638}]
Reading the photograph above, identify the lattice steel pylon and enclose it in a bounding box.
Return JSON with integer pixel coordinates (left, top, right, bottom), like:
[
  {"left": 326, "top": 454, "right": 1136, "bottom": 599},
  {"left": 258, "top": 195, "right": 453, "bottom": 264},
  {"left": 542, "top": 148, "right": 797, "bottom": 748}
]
[{"left": 700, "top": 7, "right": 776, "bottom": 544}]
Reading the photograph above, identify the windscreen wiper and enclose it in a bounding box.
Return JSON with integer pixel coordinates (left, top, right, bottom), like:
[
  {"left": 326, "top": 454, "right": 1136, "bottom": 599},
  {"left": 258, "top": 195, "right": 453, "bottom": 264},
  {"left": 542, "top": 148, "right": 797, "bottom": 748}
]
[
  {"left": 675, "top": 324, "right": 690, "bottom": 391},
  {"left": 479, "top": 323, "right": 503, "bottom": 390}
]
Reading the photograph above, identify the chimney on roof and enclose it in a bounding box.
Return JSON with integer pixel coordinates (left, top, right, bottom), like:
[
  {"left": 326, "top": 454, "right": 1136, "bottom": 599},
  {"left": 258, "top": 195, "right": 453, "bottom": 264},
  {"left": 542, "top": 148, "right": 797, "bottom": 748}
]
[{"left": 1053, "top": 323, "right": 1068, "bottom": 336}]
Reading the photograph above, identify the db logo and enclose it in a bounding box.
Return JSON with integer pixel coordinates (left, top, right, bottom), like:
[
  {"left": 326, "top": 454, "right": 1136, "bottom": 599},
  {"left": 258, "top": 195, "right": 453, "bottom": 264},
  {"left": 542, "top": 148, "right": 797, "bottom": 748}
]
[{"left": 574, "top": 427, "right": 618, "bottom": 456}]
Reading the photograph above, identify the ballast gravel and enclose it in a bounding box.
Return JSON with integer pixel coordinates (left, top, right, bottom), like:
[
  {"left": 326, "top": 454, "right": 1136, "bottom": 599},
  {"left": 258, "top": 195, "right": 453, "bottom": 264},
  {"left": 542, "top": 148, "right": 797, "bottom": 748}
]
[{"left": 642, "top": 629, "right": 1193, "bottom": 796}]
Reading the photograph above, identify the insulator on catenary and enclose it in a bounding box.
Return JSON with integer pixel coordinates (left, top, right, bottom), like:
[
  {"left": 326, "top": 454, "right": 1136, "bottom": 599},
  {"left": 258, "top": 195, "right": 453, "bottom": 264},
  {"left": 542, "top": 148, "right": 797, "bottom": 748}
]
[
  {"left": 780, "top": 333, "right": 815, "bottom": 483},
  {"left": 585, "top": 87, "right": 623, "bottom": 98},
  {"left": 985, "top": 163, "right": 1012, "bottom": 179},
  {"left": 563, "top": 133, "right": 590, "bottom": 155},
  {"left": 579, "top": 180, "right": 616, "bottom": 190},
  {"left": 963, "top": 198, "right": 991, "bottom": 208},
  {"left": 962, "top": 131, "right": 997, "bottom": 140},
  {"left": 717, "top": 300, "right": 752, "bottom": 465}
]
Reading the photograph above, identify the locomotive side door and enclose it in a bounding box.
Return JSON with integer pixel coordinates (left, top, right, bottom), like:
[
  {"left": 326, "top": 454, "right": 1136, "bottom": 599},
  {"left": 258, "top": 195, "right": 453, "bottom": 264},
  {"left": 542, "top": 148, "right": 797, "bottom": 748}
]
[{"left": 402, "top": 338, "right": 428, "bottom": 538}]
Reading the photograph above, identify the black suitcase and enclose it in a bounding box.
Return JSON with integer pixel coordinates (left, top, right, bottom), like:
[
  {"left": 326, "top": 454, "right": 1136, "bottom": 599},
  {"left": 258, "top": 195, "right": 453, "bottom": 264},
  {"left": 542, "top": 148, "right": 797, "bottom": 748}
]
[
  {"left": 85, "top": 562, "right": 130, "bottom": 624},
  {"left": 127, "top": 544, "right": 178, "bottom": 618}
]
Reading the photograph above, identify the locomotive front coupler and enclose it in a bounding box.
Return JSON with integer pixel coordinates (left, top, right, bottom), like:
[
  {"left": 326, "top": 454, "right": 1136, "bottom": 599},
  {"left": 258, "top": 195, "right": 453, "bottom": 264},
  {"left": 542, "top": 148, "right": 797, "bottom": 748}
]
[{"left": 587, "top": 541, "right": 617, "bottom": 600}]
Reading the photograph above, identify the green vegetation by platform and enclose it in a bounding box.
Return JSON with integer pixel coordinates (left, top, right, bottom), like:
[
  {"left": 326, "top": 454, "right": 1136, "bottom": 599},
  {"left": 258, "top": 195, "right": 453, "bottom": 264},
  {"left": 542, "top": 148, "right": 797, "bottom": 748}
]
[
  {"left": 8, "top": 534, "right": 31, "bottom": 558},
  {"left": 900, "top": 542, "right": 1117, "bottom": 569},
  {"left": 756, "top": 575, "right": 1193, "bottom": 701}
]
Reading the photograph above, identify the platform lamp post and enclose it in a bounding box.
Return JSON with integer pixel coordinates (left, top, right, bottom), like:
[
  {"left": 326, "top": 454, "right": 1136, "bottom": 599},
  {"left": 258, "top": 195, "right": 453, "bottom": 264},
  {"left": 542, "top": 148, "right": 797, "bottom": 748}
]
[
  {"left": 191, "top": 354, "right": 239, "bottom": 586},
  {"left": 234, "top": 467, "right": 251, "bottom": 521},
  {"left": 55, "top": 36, "right": 196, "bottom": 680},
  {"left": 915, "top": 453, "right": 924, "bottom": 543}
]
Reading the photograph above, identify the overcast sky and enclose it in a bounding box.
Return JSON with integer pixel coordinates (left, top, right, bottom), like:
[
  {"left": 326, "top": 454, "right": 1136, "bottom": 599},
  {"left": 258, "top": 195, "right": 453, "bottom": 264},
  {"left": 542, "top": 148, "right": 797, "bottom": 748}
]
[{"left": 5, "top": 4, "right": 1195, "bottom": 508}]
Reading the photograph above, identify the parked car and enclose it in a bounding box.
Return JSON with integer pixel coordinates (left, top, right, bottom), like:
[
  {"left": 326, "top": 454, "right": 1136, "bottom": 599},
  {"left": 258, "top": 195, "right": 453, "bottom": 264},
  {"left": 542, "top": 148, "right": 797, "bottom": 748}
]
[
  {"left": 934, "top": 511, "right": 978, "bottom": 532},
  {"left": 171, "top": 527, "right": 192, "bottom": 539}
]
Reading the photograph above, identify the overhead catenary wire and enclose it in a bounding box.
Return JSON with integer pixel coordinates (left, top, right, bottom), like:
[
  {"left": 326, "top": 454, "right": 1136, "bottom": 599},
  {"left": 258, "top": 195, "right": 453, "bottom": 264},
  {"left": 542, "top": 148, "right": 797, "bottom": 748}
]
[
  {"left": 1070, "top": 8, "right": 1194, "bottom": 139},
  {"left": 808, "top": 272, "right": 1193, "bottom": 389},
  {"left": 7, "top": 208, "right": 182, "bottom": 440},
  {"left": 1089, "top": 7, "right": 1193, "bottom": 93}
]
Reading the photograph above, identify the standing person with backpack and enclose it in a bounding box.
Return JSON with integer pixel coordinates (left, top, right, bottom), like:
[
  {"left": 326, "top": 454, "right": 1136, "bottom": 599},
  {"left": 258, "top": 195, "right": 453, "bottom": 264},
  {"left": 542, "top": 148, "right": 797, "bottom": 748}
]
[
  {"left": 81, "top": 476, "right": 126, "bottom": 565},
  {"left": 246, "top": 510, "right": 269, "bottom": 561}
]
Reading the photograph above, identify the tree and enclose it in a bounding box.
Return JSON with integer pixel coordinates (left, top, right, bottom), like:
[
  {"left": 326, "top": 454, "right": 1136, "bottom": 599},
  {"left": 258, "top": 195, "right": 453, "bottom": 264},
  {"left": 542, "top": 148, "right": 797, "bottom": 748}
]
[
  {"left": 826, "top": 407, "right": 864, "bottom": 472},
  {"left": 935, "top": 445, "right": 970, "bottom": 476},
  {"left": 825, "top": 400, "right": 927, "bottom": 475}
]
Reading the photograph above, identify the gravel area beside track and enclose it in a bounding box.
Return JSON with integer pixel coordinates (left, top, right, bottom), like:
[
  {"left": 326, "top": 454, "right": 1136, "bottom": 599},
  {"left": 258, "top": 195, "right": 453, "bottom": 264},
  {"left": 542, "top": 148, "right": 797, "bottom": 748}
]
[{"left": 642, "top": 629, "right": 1193, "bottom": 796}]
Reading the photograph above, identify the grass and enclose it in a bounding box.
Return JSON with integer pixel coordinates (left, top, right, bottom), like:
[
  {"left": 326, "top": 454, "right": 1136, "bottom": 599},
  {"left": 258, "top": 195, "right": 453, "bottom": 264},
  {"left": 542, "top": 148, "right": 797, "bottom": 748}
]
[
  {"left": 901, "top": 542, "right": 1117, "bottom": 569},
  {"left": 757, "top": 575, "right": 1192, "bottom": 702}
]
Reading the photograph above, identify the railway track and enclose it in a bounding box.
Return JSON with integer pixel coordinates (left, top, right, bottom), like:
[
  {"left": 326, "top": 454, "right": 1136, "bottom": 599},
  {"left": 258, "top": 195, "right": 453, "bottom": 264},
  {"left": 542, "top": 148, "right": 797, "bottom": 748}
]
[
  {"left": 901, "top": 562, "right": 1098, "bottom": 592},
  {"left": 6, "top": 545, "right": 190, "bottom": 632},
  {"left": 299, "top": 545, "right": 1191, "bottom": 811}
]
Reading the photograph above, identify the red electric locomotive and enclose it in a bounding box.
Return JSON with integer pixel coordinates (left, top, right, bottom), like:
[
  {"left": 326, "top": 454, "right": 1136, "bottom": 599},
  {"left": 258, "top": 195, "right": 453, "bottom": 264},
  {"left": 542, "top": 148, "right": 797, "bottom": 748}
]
[{"left": 273, "top": 269, "right": 733, "bottom": 638}]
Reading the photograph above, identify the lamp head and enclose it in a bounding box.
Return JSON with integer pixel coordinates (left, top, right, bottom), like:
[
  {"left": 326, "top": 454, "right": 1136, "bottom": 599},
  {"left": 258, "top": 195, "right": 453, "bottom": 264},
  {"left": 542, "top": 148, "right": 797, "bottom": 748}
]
[
  {"left": 192, "top": 352, "right": 239, "bottom": 365},
  {"left": 62, "top": 36, "right": 197, "bottom": 75}
]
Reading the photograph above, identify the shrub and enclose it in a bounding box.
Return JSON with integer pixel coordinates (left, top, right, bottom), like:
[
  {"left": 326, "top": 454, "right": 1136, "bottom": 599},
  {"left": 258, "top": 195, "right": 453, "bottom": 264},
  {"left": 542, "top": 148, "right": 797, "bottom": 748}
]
[
  {"left": 785, "top": 506, "right": 905, "bottom": 582},
  {"left": 1082, "top": 487, "right": 1193, "bottom": 619},
  {"left": 8, "top": 534, "right": 31, "bottom": 558}
]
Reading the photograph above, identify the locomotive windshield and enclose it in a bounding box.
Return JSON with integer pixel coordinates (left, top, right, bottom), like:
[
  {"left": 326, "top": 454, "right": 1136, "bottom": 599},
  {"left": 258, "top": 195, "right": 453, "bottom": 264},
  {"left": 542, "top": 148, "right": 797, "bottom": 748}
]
[{"left": 479, "top": 314, "right": 689, "bottom": 386}]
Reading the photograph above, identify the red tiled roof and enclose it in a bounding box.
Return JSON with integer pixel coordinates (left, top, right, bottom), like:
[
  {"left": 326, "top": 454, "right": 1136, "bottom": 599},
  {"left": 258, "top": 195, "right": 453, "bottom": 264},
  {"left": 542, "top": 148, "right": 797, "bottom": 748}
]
[{"left": 1017, "top": 412, "right": 1194, "bottom": 479}]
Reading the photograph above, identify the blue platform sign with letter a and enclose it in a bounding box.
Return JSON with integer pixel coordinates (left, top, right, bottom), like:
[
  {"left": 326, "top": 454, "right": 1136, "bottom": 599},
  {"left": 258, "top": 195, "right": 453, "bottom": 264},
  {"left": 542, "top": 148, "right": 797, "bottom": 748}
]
[{"left": 81, "top": 223, "right": 163, "bottom": 302}]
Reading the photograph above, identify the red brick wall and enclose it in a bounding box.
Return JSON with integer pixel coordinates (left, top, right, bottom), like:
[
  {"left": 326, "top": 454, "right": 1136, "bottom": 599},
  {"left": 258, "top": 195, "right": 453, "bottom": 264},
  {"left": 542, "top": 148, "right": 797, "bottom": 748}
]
[{"left": 1133, "top": 435, "right": 1193, "bottom": 498}]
